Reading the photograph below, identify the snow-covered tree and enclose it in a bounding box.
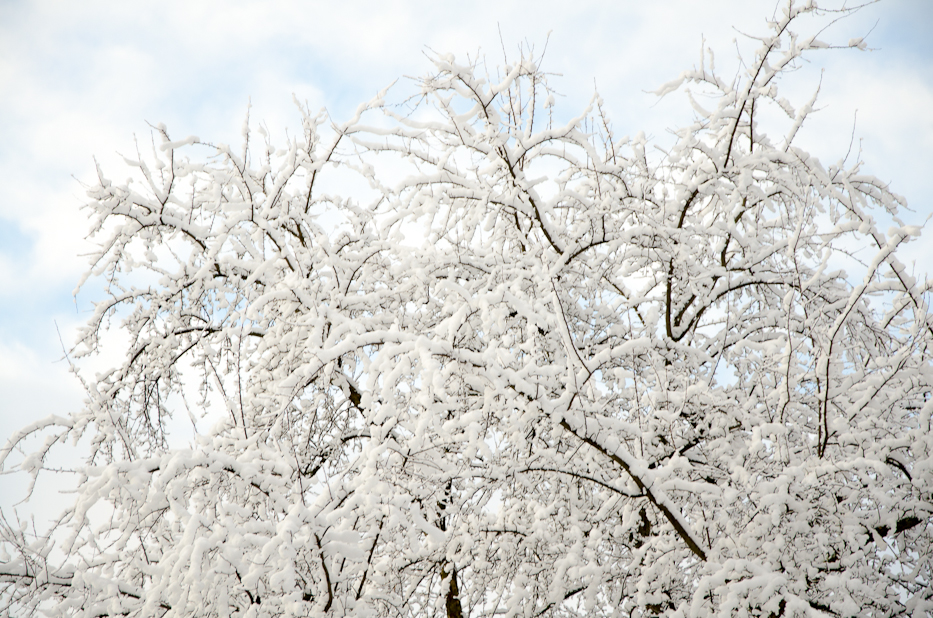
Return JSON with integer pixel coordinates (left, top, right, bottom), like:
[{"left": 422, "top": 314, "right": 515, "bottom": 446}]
[{"left": 3, "top": 2, "right": 932, "bottom": 616}]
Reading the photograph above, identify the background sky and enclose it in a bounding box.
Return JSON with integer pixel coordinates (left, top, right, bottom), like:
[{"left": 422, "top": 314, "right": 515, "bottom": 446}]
[{"left": 1, "top": 0, "right": 931, "bottom": 519}]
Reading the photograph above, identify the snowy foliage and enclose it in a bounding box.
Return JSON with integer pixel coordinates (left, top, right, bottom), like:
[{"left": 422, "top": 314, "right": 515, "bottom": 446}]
[{"left": 3, "top": 3, "right": 933, "bottom": 617}]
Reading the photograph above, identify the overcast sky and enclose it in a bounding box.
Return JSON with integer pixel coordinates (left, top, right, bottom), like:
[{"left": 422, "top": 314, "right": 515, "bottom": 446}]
[{"left": 1, "top": 0, "right": 931, "bottom": 515}]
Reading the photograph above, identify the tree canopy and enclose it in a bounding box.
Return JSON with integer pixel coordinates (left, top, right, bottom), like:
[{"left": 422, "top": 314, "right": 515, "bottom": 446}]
[{"left": 3, "top": 2, "right": 932, "bottom": 617}]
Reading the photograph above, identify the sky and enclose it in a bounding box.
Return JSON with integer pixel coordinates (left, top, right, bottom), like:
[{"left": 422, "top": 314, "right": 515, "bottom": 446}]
[{"left": 1, "top": 0, "right": 931, "bottom": 517}]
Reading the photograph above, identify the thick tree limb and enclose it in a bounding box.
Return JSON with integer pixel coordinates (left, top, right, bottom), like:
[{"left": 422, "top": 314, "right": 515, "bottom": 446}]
[{"left": 559, "top": 419, "right": 708, "bottom": 561}]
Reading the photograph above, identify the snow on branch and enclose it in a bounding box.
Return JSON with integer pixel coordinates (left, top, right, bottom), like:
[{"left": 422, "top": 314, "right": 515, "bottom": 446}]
[{"left": 3, "top": 2, "right": 932, "bottom": 617}]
